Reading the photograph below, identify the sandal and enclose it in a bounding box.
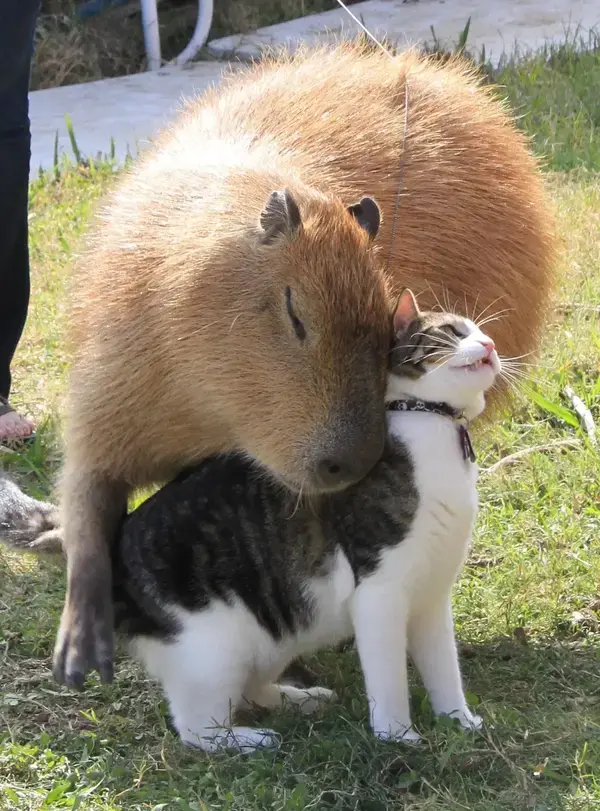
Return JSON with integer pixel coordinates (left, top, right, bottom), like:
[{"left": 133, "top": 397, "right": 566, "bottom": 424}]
[{"left": 0, "top": 395, "right": 36, "bottom": 451}]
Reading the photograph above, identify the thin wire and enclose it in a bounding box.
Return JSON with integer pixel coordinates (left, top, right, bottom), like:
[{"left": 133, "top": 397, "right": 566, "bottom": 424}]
[
  {"left": 333, "top": 0, "right": 409, "bottom": 272},
  {"left": 385, "top": 80, "right": 409, "bottom": 273},
  {"left": 333, "top": 0, "right": 394, "bottom": 60}
]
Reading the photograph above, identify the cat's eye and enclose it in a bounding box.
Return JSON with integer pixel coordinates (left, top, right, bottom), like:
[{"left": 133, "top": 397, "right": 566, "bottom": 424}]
[
  {"left": 285, "top": 287, "right": 306, "bottom": 342},
  {"left": 445, "top": 324, "right": 465, "bottom": 339}
]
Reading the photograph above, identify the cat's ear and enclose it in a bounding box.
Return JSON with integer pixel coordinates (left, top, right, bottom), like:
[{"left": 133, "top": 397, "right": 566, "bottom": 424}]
[
  {"left": 259, "top": 189, "right": 302, "bottom": 244},
  {"left": 393, "top": 289, "right": 419, "bottom": 334}
]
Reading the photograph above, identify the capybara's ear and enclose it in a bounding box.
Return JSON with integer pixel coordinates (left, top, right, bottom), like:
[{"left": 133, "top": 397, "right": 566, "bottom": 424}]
[
  {"left": 259, "top": 189, "right": 302, "bottom": 244},
  {"left": 393, "top": 288, "right": 419, "bottom": 335},
  {"left": 347, "top": 196, "right": 381, "bottom": 240}
]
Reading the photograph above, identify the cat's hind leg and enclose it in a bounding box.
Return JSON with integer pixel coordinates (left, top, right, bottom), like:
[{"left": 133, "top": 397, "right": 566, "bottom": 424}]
[
  {"left": 244, "top": 682, "right": 336, "bottom": 715},
  {"left": 134, "top": 604, "right": 280, "bottom": 753},
  {"left": 166, "top": 675, "right": 280, "bottom": 752},
  {"left": 408, "top": 597, "right": 482, "bottom": 732}
]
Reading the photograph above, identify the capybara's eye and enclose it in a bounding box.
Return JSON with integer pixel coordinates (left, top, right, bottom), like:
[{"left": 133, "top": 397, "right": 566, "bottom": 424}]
[{"left": 285, "top": 287, "right": 306, "bottom": 342}]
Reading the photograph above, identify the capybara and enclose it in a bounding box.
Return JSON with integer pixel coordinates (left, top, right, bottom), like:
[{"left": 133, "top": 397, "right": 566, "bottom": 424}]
[{"left": 54, "top": 42, "right": 556, "bottom": 687}]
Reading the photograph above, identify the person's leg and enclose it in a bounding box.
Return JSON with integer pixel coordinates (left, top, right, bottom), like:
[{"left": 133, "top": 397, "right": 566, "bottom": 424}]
[{"left": 0, "top": 0, "right": 40, "bottom": 440}]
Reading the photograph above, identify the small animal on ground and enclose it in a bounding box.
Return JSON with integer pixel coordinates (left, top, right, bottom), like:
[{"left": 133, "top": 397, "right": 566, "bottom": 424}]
[
  {"left": 1, "top": 291, "right": 502, "bottom": 753},
  {"left": 54, "top": 40, "right": 556, "bottom": 690}
]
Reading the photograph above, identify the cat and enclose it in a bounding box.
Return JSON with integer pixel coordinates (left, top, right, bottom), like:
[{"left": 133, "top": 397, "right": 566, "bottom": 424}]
[{"left": 0, "top": 289, "right": 501, "bottom": 753}]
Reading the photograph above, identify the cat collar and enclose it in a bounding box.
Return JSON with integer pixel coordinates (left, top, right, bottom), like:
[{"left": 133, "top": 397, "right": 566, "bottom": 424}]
[{"left": 387, "top": 398, "right": 476, "bottom": 463}]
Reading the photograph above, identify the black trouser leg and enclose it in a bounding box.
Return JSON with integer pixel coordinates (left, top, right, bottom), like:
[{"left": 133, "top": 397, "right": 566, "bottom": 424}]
[{"left": 0, "top": 0, "right": 40, "bottom": 399}]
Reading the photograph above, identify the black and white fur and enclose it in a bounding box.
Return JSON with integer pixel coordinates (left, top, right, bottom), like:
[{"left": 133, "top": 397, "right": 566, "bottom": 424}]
[{"left": 0, "top": 291, "right": 501, "bottom": 752}]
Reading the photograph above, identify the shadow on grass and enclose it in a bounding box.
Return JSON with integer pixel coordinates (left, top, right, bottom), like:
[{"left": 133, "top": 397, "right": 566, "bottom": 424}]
[{"left": 1, "top": 555, "right": 599, "bottom": 810}]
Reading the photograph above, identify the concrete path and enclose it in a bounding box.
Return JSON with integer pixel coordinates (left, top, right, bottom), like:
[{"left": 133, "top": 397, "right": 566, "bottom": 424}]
[
  {"left": 209, "top": 0, "right": 600, "bottom": 62},
  {"left": 29, "top": 61, "right": 233, "bottom": 178},
  {"left": 29, "top": 0, "right": 599, "bottom": 178}
]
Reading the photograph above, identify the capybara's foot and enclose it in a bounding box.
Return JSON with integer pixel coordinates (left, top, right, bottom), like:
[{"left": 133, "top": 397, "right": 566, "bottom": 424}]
[{"left": 53, "top": 567, "right": 114, "bottom": 689}]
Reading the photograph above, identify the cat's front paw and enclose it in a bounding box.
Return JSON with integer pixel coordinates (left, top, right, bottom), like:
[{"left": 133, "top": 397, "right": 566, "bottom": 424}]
[
  {"left": 446, "top": 709, "right": 483, "bottom": 732},
  {"left": 373, "top": 724, "right": 422, "bottom": 745},
  {"left": 279, "top": 684, "right": 337, "bottom": 714}
]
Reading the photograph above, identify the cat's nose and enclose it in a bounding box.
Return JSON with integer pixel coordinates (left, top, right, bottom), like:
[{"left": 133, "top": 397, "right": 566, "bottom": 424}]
[{"left": 478, "top": 338, "right": 495, "bottom": 356}]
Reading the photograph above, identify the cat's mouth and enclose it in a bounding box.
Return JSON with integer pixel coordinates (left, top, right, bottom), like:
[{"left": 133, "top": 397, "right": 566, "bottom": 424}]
[
  {"left": 452, "top": 354, "right": 500, "bottom": 374},
  {"left": 461, "top": 358, "right": 492, "bottom": 372}
]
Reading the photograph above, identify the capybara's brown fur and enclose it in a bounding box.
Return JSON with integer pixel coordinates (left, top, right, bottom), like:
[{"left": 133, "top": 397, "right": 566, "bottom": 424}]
[{"left": 55, "top": 42, "right": 556, "bottom": 687}]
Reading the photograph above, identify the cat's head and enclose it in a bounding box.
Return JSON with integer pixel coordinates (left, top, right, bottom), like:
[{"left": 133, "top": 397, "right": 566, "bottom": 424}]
[{"left": 387, "top": 289, "right": 502, "bottom": 420}]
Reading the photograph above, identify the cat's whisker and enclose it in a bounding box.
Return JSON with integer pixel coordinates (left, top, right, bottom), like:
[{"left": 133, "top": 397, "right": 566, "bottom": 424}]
[
  {"left": 393, "top": 343, "right": 455, "bottom": 352},
  {"left": 477, "top": 311, "right": 513, "bottom": 328},
  {"left": 476, "top": 308, "right": 515, "bottom": 329},
  {"left": 501, "top": 357, "right": 540, "bottom": 366},
  {"left": 498, "top": 359, "right": 530, "bottom": 372},
  {"left": 442, "top": 287, "right": 454, "bottom": 315},
  {"left": 499, "top": 367, "right": 526, "bottom": 384},
  {"left": 473, "top": 294, "right": 507, "bottom": 324},
  {"left": 499, "top": 369, "right": 529, "bottom": 383},
  {"left": 424, "top": 282, "right": 445, "bottom": 313},
  {"left": 499, "top": 360, "right": 546, "bottom": 384},
  {"left": 476, "top": 317, "right": 503, "bottom": 330},
  {"left": 288, "top": 478, "right": 309, "bottom": 518},
  {"left": 435, "top": 354, "right": 458, "bottom": 369},
  {"left": 502, "top": 363, "right": 553, "bottom": 376},
  {"left": 398, "top": 349, "right": 454, "bottom": 366},
  {"left": 411, "top": 332, "right": 457, "bottom": 348},
  {"left": 494, "top": 378, "right": 524, "bottom": 396},
  {"left": 469, "top": 292, "right": 481, "bottom": 324},
  {"left": 421, "top": 351, "right": 456, "bottom": 368},
  {"left": 389, "top": 345, "right": 454, "bottom": 360},
  {"left": 498, "top": 351, "right": 538, "bottom": 363},
  {"left": 497, "top": 358, "right": 527, "bottom": 372}
]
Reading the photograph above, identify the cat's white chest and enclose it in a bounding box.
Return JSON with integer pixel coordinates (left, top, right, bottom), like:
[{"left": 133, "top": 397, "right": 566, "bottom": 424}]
[
  {"left": 391, "top": 412, "right": 477, "bottom": 505},
  {"left": 387, "top": 413, "right": 478, "bottom": 599}
]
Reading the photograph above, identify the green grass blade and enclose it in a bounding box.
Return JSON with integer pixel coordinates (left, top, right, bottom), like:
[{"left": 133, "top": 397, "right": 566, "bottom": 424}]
[
  {"left": 457, "top": 17, "right": 472, "bottom": 53},
  {"left": 527, "top": 386, "right": 580, "bottom": 427},
  {"left": 65, "top": 113, "right": 83, "bottom": 165}
]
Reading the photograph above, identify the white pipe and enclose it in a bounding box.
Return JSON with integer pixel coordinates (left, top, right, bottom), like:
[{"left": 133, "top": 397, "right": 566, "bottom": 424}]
[
  {"left": 140, "top": 0, "right": 162, "bottom": 72},
  {"left": 174, "top": 0, "right": 214, "bottom": 67}
]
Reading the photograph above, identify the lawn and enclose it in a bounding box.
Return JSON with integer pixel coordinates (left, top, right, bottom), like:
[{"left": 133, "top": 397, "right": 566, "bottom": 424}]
[{"left": 1, "top": 39, "right": 600, "bottom": 811}]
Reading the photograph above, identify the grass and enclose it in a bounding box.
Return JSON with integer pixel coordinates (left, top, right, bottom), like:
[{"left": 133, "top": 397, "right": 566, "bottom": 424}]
[
  {"left": 1, "top": 39, "right": 600, "bottom": 811},
  {"left": 496, "top": 32, "right": 600, "bottom": 171}
]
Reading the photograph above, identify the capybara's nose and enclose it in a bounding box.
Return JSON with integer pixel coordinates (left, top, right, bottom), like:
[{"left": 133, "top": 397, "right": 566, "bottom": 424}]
[{"left": 316, "top": 443, "right": 382, "bottom": 490}]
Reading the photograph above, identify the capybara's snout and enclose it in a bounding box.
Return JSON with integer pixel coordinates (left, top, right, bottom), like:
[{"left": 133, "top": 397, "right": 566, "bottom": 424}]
[
  {"left": 311, "top": 429, "right": 385, "bottom": 491},
  {"left": 303, "top": 395, "right": 387, "bottom": 493}
]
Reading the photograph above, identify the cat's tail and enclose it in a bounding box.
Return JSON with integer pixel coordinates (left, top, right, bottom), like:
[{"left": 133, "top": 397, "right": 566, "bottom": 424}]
[{"left": 0, "top": 473, "right": 64, "bottom": 556}]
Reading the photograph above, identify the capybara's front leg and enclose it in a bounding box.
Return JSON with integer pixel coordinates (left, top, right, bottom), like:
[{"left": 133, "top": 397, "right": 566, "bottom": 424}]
[{"left": 53, "top": 468, "right": 127, "bottom": 689}]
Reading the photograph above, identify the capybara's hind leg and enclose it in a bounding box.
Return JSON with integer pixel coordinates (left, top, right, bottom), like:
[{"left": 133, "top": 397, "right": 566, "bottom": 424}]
[{"left": 53, "top": 467, "right": 127, "bottom": 688}]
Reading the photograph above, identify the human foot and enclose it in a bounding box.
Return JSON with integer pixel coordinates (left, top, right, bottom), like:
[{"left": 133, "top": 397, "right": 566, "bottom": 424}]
[{"left": 0, "top": 397, "right": 35, "bottom": 447}]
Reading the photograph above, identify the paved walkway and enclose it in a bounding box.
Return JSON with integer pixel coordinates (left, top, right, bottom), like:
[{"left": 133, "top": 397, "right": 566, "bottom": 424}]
[
  {"left": 209, "top": 0, "right": 600, "bottom": 62},
  {"left": 29, "top": 61, "right": 232, "bottom": 178},
  {"left": 29, "top": 0, "right": 599, "bottom": 178}
]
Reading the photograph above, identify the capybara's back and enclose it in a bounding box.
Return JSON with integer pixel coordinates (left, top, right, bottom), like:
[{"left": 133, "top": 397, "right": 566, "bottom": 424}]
[{"left": 191, "top": 42, "right": 556, "bottom": 380}]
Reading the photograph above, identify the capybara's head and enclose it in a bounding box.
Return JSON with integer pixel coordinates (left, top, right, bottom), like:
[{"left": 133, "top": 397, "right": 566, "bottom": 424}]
[{"left": 198, "top": 188, "right": 392, "bottom": 494}]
